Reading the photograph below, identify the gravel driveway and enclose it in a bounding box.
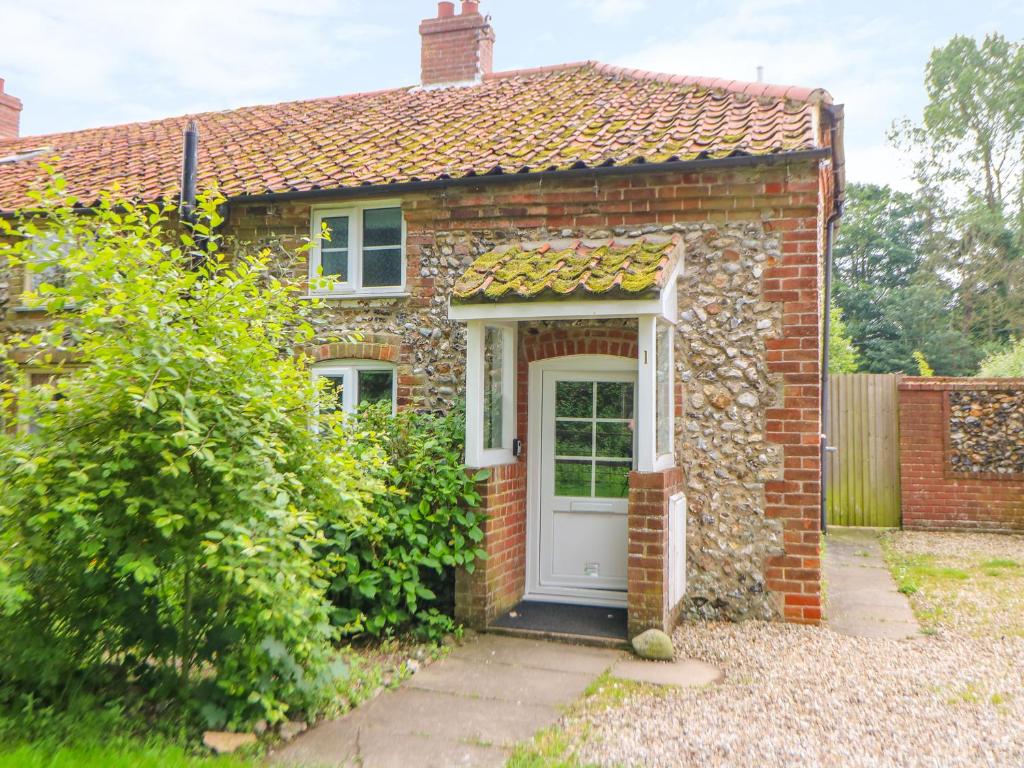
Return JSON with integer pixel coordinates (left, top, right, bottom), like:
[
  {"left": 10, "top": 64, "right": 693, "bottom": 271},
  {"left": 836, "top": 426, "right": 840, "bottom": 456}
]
[{"left": 565, "top": 532, "right": 1024, "bottom": 768}]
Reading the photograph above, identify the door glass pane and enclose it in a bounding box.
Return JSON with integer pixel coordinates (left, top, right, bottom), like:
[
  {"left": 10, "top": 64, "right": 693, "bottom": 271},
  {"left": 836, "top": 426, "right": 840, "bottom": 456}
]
[
  {"left": 556, "top": 421, "right": 592, "bottom": 457},
  {"left": 483, "top": 326, "right": 504, "bottom": 450},
  {"left": 358, "top": 370, "right": 393, "bottom": 407},
  {"left": 595, "top": 461, "right": 631, "bottom": 498},
  {"left": 595, "top": 421, "right": 633, "bottom": 459},
  {"left": 363, "top": 208, "right": 402, "bottom": 247},
  {"left": 555, "top": 459, "right": 592, "bottom": 496},
  {"left": 556, "top": 381, "right": 593, "bottom": 418},
  {"left": 321, "top": 250, "right": 348, "bottom": 280},
  {"left": 656, "top": 323, "right": 672, "bottom": 456},
  {"left": 362, "top": 247, "right": 402, "bottom": 287},
  {"left": 596, "top": 382, "right": 633, "bottom": 419}
]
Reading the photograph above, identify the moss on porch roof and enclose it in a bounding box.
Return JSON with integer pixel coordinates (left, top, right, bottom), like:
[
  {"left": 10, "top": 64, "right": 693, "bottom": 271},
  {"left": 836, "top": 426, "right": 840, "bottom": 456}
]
[{"left": 452, "top": 236, "right": 682, "bottom": 303}]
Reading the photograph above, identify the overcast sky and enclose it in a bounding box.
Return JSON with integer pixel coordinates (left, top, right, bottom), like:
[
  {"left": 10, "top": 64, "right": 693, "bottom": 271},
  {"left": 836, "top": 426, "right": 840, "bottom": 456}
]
[{"left": 1, "top": 0, "right": 1022, "bottom": 191}]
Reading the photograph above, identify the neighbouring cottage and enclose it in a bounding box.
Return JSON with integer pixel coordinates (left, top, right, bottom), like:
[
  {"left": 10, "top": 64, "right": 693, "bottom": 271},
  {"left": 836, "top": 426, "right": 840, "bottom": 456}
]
[{"left": 0, "top": 1, "right": 844, "bottom": 638}]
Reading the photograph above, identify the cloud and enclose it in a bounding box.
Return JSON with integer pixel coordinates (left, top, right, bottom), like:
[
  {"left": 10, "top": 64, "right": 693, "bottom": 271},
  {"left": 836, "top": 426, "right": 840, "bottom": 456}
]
[
  {"left": 574, "top": 0, "right": 648, "bottom": 24},
  {"left": 612, "top": 0, "right": 923, "bottom": 188},
  {"left": 0, "top": 0, "right": 394, "bottom": 133}
]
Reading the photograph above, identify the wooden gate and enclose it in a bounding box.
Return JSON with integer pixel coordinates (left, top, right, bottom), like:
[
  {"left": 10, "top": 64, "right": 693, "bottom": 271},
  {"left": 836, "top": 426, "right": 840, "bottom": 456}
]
[{"left": 825, "top": 374, "right": 902, "bottom": 528}]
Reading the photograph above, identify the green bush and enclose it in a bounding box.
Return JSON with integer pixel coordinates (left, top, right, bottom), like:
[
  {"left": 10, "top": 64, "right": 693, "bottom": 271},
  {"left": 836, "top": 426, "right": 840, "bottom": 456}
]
[
  {"left": 319, "top": 404, "right": 488, "bottom": 640},
  {"left": 978, "top": 337, "right": 1024, "bottom": 377},
  {"left": 0, "top": 179, "right": 371, "bottom": 728}
]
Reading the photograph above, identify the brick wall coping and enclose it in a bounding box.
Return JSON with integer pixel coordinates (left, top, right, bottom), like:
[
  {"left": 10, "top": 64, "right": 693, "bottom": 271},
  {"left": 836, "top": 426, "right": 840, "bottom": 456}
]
[{"left": 899, "top": 376, "right": 1024, "bottom": 392}]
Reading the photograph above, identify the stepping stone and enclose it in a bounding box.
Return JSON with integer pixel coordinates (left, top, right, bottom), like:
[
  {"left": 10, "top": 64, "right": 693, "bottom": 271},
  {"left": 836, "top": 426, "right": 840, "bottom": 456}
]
[{"left": 611, "top": 658, "right": 723, "bottom": 687}]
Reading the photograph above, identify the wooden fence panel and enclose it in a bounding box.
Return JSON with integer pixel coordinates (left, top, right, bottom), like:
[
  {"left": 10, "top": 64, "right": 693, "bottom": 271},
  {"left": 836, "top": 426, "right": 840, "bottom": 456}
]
[{"left": 826, "top": 374, "right": 901, "bottom": 528}]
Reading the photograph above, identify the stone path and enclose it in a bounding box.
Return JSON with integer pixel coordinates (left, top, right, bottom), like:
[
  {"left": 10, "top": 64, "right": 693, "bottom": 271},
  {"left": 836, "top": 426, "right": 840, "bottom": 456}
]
[
  {"left": 270, "top": 634, "right": 621, "bottom": 768},
  {"left": 824, "top": 527, "right": 920, "bottom": 639}
]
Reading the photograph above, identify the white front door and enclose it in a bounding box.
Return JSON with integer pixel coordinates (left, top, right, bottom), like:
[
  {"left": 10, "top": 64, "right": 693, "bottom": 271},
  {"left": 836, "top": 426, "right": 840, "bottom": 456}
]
[{"left": 530, "top": 362, "right": 636, "bottom": 606}]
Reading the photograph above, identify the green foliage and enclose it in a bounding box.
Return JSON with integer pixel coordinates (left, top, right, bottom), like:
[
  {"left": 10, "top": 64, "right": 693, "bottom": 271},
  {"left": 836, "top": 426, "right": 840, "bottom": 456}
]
[
  {"left": 0, "top": 694, "right": 259, "bottom": 768},
  {"left": 912, "top": 350, "right": 935, "bottom": 377},
  {"left": 894, "top": 33, "right": 1024, "bottom": 349},
  {"left": 978, "top": 337, "right": 1024, "bottom": 377},
  {"left": 833, "top": 183, "right": 980, "bottom": 375},
  {"left": 320, "top": 404, "right": 487, "bottom": 640},
  {"left": 828, "top": 303, "right": 859, "bottom": 374},
  {"left": 0, "top": 176, "right": 371, "bottom": 728}
]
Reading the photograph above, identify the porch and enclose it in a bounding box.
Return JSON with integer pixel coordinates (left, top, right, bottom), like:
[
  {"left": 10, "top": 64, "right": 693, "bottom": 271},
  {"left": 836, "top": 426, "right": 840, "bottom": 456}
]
[{"left": 448, "top": 237, "right": 687, "bottom": 640}]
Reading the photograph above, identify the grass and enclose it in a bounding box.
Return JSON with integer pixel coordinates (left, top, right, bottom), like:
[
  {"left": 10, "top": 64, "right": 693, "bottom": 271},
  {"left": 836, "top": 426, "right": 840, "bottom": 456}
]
[
  {"left": 506, "top": 672, "right": 668, "bottom": 768},
  {"left": 0, "top": 738, "right": 260, "bottom": 768},
  {"left": 882, "top": 532, "right": 1024, "bottom": 636}
]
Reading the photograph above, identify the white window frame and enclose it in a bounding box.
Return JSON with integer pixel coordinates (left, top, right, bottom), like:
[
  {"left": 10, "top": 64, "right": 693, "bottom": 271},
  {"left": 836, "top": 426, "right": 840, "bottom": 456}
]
[
  {"left": 465, "top": 321, "right": 517, "bottom": 468},
  {"left": 312, "top": 360, "right": 398, "bottom": 415},
  {"left": 309, "top": 200, "right": 407, "bottom": 297}
]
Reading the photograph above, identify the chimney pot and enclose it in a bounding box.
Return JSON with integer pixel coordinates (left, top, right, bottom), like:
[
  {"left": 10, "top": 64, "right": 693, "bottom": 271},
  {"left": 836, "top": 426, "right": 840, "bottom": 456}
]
[
  {"left": 461, "top": 0, "right": 480, "bottom": 14},
  {"left": 437, "top": 1, "right": 455, "bottom": 17}
]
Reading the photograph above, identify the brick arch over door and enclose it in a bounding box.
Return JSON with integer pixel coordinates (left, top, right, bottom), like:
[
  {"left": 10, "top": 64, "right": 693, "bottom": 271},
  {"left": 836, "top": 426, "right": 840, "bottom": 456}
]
[{"left": 517, "top": 326, "right": 639, "bottom": 460}]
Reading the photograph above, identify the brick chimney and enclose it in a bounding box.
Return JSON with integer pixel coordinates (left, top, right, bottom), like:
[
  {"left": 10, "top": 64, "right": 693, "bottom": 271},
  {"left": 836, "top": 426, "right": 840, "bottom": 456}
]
[
  {"left": 0, "top": 78, "right": 22, "bottom": 139},
  {"left": 419, "top": 1, "right": 495, "bottom": 87}
]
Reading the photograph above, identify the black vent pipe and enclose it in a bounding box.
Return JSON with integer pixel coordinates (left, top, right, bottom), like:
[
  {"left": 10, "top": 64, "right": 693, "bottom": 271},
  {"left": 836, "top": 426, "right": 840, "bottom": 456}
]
[{"left": 180, "top": 120, "right": 199, "bottom": 224}]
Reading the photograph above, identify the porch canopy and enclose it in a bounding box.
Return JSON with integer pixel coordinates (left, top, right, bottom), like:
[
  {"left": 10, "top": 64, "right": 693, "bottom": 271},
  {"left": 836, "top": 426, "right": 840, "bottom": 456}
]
[{"left": 449, "top": 235, "right": 684, "bottom": 472}]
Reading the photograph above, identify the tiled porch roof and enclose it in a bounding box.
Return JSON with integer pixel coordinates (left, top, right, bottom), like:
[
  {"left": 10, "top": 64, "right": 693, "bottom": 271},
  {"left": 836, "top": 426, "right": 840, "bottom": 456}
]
[{"left": 452, "top": 236, "right": 682, "bottom": 303}]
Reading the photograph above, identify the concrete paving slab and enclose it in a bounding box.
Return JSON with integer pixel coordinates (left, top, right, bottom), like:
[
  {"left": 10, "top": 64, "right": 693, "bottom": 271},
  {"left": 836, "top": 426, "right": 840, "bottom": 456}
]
[
  {"left": 408, "top": 656, "right": 595, "bottom": 706},
  {"left": 448, "top": 633, "right": 621, "bottom": 674},
  {"left": 611, "top": 658, "right": 723, "bottom": 687},
  {"left": 271, "top": 633, "right": 614, "bottom": 768},
  {"left": 354, "top": 687, "right": 559, "bottom": 746},
  {"left": 824, "top": 528, "right": 920, "bottom": 639},
  {"left": 355, "top": 731, "right": 508, "bottom": 768}
]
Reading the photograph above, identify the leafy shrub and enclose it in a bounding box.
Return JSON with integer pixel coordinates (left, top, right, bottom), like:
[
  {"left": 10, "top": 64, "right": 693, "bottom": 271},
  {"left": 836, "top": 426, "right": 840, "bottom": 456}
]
[
  {"left": 978, "top": 337, "right": 1024, "bottom": 377},
  {"left": 318, "top": 404, "right": 488, "bottom": 640},
  {"left": 0, "top": 180, "right": 371, "bottom": 728}
]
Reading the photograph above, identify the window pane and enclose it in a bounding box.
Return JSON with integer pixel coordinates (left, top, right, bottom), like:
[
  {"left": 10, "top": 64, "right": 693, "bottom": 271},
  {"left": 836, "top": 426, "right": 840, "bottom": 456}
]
[
  {"left": 358, "top": 370, "right": 394, "bottom": 407},
  {"left": 321, "top": 250, "right": 349, "bottom": 280},
  {"left": 323, "top": 216, "right": 349, "bottom": 246},
  {"left": 362, "top": 247, "right": 402, "bottom": 288},
  {"left": 556, "top": 421, "right": 592, "bottom": 456},
  {"left": 363, "top": 207, "right": 403, "bottom": 247},
  {"left": 323, "top": 375, "right": 345, "bottom": 412},
  {"left": 596, "top": 421, "right": 633, "bottom": 459},
  {"left": 656, "top": 324, "right": 672, "bottom": 456},
  {"left": 555, "top": 459, "right": 592, "bottom": 497},
  {"left": 596, "top": 382, "right": 633, "bottom": 419},
  {"left": 483, "top": 327, "right": 504, "bottom": 450},
  {"left": 594, "top": 461, "right": 631, "bottom": 498},
  {"left": 556, "top": 381, "right": 593, "bottom": 418}
]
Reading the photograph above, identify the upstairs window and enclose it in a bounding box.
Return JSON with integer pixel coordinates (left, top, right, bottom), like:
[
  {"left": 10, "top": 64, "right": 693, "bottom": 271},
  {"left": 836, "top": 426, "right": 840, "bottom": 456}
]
[
  {"left": 312, "top": 361, "right": 397, "bottom": 415},
  {"left": 310, "top": 203, "right": 405, "bottom": 295}
]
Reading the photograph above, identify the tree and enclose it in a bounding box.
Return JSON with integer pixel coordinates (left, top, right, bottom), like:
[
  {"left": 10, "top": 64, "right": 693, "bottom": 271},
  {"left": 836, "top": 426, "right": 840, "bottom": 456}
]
[
  {"left": 0, "top": 178, "right": 370, "bottom": 727},
  {"left": 979, "top": 338, "right": 1024, "bottom": 377},
  {"left": 895, "top": 33, "right": 1024, "bottom": 347},
  {"left": 828, "top": 303, "right": 860, "bottom": 374},
  {"left": 833, "top": 183, "right": 979, "bottom": 375}
]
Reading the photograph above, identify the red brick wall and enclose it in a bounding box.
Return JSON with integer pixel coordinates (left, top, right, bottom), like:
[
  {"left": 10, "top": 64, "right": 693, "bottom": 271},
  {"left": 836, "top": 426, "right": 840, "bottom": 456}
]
[
  {"left": 628, "top": 466, "right": 685, "bottom": 636},
  {"left": 900, "top": 378, "right": 1024, "bottom": 532},
  {"left": 454, "top": 461, "right": 526, "bottom": 626}
]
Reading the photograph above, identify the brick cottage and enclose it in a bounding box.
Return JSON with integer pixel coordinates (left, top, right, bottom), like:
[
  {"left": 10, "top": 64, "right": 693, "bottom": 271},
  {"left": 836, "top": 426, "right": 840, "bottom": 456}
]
[{"left": 0, "top": 2, "right": 845, "bottom": 638}]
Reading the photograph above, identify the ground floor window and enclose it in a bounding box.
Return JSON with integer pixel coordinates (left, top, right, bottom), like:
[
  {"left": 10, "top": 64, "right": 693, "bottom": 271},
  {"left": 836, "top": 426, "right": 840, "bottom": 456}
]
[{"left": 312, "top": 361, "right": 396, "bottom": 414}]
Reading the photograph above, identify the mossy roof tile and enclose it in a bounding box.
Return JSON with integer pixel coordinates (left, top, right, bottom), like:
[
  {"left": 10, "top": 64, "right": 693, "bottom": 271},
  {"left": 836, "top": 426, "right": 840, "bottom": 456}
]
[
  {"left": 452, "top": 236, "right": 682, "bottom": 304},
  {"left": 0, "top": 62, "right": 829, "bottom": 211}
]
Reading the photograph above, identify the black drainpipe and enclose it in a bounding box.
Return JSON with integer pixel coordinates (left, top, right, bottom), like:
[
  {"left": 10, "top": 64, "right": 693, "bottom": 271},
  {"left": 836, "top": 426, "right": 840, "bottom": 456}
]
[{"left": 820, "top": 105, "right": 844, "bottom": 536}]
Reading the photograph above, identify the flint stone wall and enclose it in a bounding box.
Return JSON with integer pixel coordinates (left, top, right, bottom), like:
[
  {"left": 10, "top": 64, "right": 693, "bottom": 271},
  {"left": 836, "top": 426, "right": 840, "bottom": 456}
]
[{"left": 949, "top": 390, "right": 1024, "bottom": 476}]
